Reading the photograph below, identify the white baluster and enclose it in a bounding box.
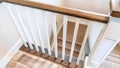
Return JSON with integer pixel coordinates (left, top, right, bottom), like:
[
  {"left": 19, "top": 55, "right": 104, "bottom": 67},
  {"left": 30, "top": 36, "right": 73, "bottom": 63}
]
[
  {"left": 52, "top": 13, "right": 58, "bottom": 58},
  {"left": 23, "top": 7, "right": 39, "bottom": 51},
  {"left": 69, "top": 18, "right": 79, "bottom": 62},
  {"left": 14, "top": 6, "right": 33, "bottom": 49},
  {"left": 5, "top": 4, "right": 28, "bottom": 47},
  {"left": 44, "top": 11, "right": 52, "bottom": 55},
  {"left": 62, "top": 15, "right": 68, "bottom": 60},
  {"left": 34, "top": 9, "right": 45, "bottom": 53},
  {"left": 76, "top": 22, "right": 91, "bottom": 65}
]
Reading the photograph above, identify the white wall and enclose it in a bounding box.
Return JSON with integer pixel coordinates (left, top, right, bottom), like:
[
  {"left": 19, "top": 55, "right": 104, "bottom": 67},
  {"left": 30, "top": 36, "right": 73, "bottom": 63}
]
[
  {"left": 32, "top": 0, "right": 64, "bottom": 6},
  {"left": 64, "top": 0, "right": 110, "bottom": 15},
  {"left": 88, "top": 22, "right": 104, "bottom": 50},
  {"left": 0, "top": 3, "right": 20, "bottom": 60}
]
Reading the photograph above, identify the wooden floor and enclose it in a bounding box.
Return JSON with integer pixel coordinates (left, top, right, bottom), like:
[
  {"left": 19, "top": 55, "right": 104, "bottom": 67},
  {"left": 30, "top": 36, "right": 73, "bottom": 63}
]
[
  {"left": 6, "top": 50, "right": 67, "bottom": 68},
  {"left": 6, "top": 46, "right": 83, "bottom": 68},
  {"left": 100, "top": 44, "right": 120, "bottom": 68}
]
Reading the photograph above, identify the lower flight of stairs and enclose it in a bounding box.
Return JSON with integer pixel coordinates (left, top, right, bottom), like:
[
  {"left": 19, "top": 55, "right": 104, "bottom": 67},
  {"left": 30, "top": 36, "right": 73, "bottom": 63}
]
[
  {"left": 100, "top": 45, "right": 120, "bottom": 68},
  {"left": 6, "top": 46, "right": 84, "bottom": 68}
]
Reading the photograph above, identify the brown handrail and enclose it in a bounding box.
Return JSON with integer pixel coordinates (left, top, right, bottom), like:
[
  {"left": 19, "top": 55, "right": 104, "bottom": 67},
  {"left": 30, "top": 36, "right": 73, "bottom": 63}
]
[
  {"left": 2, "top": 0, "right": 109, "bottom": 23},
  {"left": 110, "top": 0, "right": 120, "bottom": 18}
]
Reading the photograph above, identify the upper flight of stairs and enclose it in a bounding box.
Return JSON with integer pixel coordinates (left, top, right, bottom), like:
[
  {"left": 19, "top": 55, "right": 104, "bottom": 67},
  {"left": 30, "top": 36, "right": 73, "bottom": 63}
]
[{"left": 100, "top": 44, "right": 120, "bottom": 68}]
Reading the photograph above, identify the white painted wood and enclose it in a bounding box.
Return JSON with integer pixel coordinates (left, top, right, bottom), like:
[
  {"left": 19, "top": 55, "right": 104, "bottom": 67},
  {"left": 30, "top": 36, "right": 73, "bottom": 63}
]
[
  {"left": 52, "top": 13, "right": 58, "bottom": 58},
  {"left": 76, "top": 22, "right": 91, "bottom": 65},
  {"left": 23, "top": 7, "right": 39, "bottom": 51},
  {"left": 62, "top": 15, "right": 68, "bottom": 60},
  {"left": 69, "top": 18, "right": 79, "bottom": 62},
  {"left": 44, "top": 11, "right": 52, "bottom": 55},
  {"left": 14, "top": 6, "right": 34, "bottom": 49},
  {"left": 84, "top": 56, "right": 89, "bottom": 68},
  {"left": 87, "top": 19, "right": 120, "bottom": 68},
  {"left": 5, "top": 4, "right": 28, "bottom": 47},
  {"left": 34, "top": 9, "right": 45, "bottom": 53}
]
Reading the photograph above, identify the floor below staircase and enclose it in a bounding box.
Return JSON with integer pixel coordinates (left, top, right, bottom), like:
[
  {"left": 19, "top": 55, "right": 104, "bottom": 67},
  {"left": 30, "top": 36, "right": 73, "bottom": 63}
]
[
  {"left": 6, "top": 50, "right": 66, "bottom": 68},
  {"left": 99, "top": 44, "right": 120, "bottom": 68},
  {"left": 6, "top": 46, "right": 83, "bottom": 68}
]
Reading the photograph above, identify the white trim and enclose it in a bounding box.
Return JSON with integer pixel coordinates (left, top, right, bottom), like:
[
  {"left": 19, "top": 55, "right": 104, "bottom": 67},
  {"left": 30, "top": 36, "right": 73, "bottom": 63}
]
[
  {"left": 69, "top": 18, "right": 79, "bottom": 62},
  {"left": 62, "top": 15, "right": 68, "bottom": 60},
  {"left": 44, "top": 11, "right": 52, "bottom": 55},
  {"left": 52, "top": 13, "right": 58, "bottom": 58},
  {"left": 76, "top": 21, "right": 91, "bottom": 65},
  {"left": 84, "top": 56, "right": 93, "bottom": 68},
  {"left": 0, "top": 39, "right": 23, "bottom": 68}
]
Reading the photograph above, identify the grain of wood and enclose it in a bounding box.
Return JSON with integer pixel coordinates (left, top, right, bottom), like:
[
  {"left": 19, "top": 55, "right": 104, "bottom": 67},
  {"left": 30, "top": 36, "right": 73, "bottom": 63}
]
[
  {"left": 110, "top": 0, "right": 120, "bottom": 17},
  {"left": 6, "top": 50, "right": 67, "bottom": 68},
  {"left": 3, "top": 0, "right": 109, "bottom": 23},
  {"left": 100, "top": 44, "right": 120, "bottom": 68}
]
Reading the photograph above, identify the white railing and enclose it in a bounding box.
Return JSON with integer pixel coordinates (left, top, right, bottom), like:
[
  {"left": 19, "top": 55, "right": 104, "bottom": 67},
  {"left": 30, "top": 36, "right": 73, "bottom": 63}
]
[{"left": 3, "top": 1, "right": 108, "bottom": 65}]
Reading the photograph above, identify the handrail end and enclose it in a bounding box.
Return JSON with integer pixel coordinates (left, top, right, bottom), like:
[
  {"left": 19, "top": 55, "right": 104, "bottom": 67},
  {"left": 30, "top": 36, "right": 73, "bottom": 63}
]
[{"left": 0, "top": 0, "right": 4, "bottom": 3}]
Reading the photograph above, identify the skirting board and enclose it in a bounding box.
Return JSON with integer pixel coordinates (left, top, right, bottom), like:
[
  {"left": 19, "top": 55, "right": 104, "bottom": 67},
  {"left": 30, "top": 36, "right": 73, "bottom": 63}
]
[
  {"left": 84, "top": 56, "right": 93, "bottom": 68},
  {"left": 0, "top": 39, "right": 23, "bottom": 68}
]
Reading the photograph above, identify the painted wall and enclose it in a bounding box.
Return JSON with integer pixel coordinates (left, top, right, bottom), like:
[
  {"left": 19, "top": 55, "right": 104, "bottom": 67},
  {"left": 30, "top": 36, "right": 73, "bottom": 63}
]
[
  {"left": 64, "top": 0, "right": 110, "bottom": 15},
  {"left": 0, "top": 3, "right": 20, "bottom": 60},
  {"left": 32, "top": 0, "right": 64, "bottom": 6}
]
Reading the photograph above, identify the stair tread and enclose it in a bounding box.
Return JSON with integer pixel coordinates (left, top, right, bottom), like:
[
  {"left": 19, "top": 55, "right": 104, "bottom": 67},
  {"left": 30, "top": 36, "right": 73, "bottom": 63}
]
[
  {"left": 106, "top": 55, "right": 120, "bottom": 64},
  {"left": 57, "top": 39, "right": 81, "bottom": 53},
  {"left": 109, "top": 52, "right": 120, "bottom": 59},
  {"left": 100, "top": 60, "right": 120, "bottom": 68},
  {"left": 58, "top": 46, "right": 79, "bottom": 57},
  {"left": 57, "top": 22, "right": 87, "bottom": 46},
  {"left": 57, "top": 37, "right": 82, "bottom": 46}
]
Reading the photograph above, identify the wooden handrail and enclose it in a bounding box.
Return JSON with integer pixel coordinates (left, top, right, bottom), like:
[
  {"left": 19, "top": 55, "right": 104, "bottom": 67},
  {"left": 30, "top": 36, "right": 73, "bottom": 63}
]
[
  {"left": 2, "top": 0, "right": 109, "bottom": 23},
  {"left": 110, "top": 0, "right": 120, "bottom": 18}
]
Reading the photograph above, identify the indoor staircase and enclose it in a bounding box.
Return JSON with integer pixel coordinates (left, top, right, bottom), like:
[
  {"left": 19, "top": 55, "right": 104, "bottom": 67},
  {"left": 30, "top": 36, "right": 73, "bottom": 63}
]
[
  {"left": 6, "top": 21, "right": 87, "bottom": 68},
  {"left": 6, "top": 46, "right": 83, "bottom": 68},
  {"left": 0, "top": 0, "right": 111, "bottom": 68},
  {"left": 100, "top": 44, "right": 120, "bottom": 68}
]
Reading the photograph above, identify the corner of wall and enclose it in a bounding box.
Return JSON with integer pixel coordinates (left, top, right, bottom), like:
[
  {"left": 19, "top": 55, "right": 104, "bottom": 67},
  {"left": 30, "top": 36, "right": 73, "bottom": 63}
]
[{"left": 0, "top": 39, "right": 23, "bottom": 68}]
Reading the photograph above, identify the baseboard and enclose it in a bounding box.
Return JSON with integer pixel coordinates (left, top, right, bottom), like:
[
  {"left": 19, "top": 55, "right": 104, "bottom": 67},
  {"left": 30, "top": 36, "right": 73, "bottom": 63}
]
[
  {"left": 0, "top": 39, "right": 23, "bottom": 68},
  {"left": 84, "top": 56, "right": 95, "bottom": 68}
]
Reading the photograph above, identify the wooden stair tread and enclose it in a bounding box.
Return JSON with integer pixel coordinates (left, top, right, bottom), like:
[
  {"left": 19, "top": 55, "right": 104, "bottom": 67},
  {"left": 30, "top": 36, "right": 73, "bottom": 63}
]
[
  {"left": 19, "top": 46, "right": 82, "bottom": 68},
  {"left": 57, "top": 37, "right": 82, "bottom": 46},
  {"left": 106, "top": 56, "right": 120, "bottom": 64},
  {"left": 109, "top": 52, "right": 120, "bottom": 59},
  {"left": 100, "top": 60, "right": 120, "bottom": 68},
  {"left": 110, "top": 0, "right": 120, "bottom": 17},
  {"left": 57, "top": 38, "right": 81, "bottom": 52},
  {"left": 57, "top": 21, "right": 87, "bottom": 45},
  {"left": 111, "top": 45, "right": 120, "bottom": 55},
  {"left": 58, "top": 46, "right": 79, "bottom": 57}
]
